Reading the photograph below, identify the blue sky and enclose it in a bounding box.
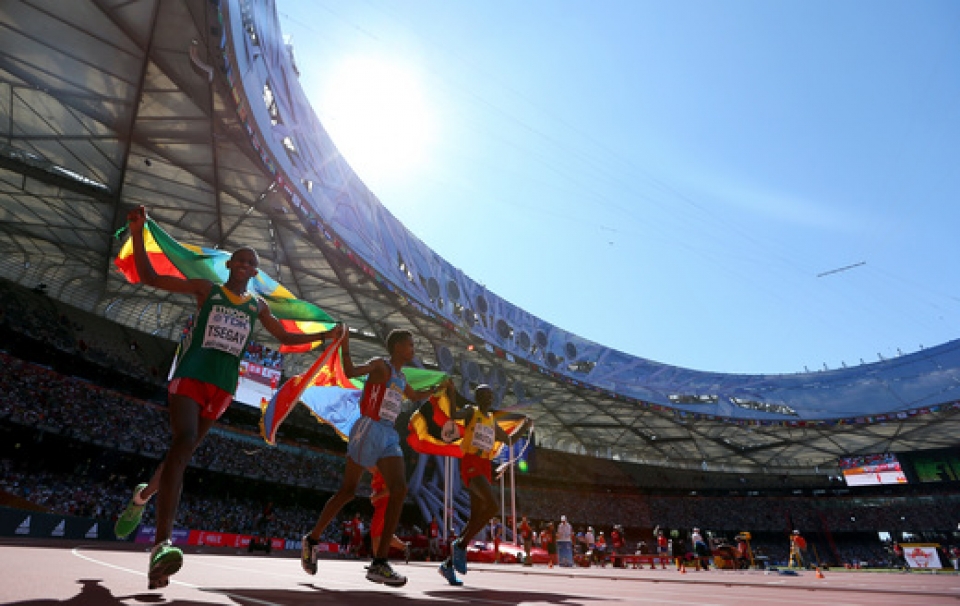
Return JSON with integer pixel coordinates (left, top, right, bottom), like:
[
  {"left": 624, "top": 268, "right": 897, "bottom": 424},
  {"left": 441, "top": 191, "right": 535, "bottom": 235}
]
[{"left": 278, "top": 0, "right": 960, "bottom": 374}]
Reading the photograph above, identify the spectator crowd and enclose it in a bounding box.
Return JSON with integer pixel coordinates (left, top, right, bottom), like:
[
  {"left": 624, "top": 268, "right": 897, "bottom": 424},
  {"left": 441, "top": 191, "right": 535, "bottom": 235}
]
[{"left": 1, "top": 277, "right": 959, "bottom": 568}]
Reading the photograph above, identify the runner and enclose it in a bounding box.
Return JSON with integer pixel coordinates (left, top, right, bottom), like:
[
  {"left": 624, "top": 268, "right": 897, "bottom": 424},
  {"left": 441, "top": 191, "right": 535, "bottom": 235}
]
[
  {"left": 113, "top": 206, "right": 341, "bottom": 589},
  {"left": 438, "top": 384, "right": 529, "bottom": 586},
  {"left": 299, "top": 328, "right": 447, "bottom": 587}
]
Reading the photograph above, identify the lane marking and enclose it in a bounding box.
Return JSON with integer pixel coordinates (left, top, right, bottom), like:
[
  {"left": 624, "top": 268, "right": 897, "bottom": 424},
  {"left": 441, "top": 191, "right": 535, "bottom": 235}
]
[{"left": 71, "top": 547, "right": 289, "bottom": 605}]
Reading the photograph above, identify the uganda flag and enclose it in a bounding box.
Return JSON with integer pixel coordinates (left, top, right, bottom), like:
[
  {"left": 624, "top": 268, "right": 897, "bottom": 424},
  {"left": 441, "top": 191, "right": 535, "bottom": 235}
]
[
  {"left": 407, "top": 393, "right": 527, "bottom": 459},
  {"left": 115, "top": 218, "right": 335, "bottom": 352},
  {"left": 406, "top": 393, "right": 464, "bottom": 457}
]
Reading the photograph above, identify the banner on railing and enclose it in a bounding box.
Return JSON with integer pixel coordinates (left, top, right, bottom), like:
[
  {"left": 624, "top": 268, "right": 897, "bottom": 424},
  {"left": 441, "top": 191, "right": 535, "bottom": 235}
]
[{"left": 902, "top": 544, "right": 943, "bottom": 569}]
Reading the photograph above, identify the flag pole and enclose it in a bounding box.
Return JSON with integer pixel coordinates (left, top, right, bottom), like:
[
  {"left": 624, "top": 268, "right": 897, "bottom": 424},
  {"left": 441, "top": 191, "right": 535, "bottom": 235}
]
[
  {"left": 510, "top": 438, "right": 517, "bottom": 546},
  {"left": 499, "top": 469, "right": 505, "bottom": 527},
  {"left": 443, "top": 457, "right": 450, "bottom": 544}
]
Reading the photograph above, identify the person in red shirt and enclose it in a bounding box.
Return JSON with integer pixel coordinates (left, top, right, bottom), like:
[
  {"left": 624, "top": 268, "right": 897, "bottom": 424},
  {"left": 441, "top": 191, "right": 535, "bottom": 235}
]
[
  {"left": 369, "top": 471, "right": 411, "bottom": 562},
  {"left": 520, "top": 516, "right": 534, "bottom": 566},
  {"left": 300, "top": 329, "right": 445, "bottom": 587},
  {"left": 350, "top": 513, "right": 364, "bottom": 558},
  {"left": 609, "top": 525, "right": 626, "bottom": 567},
  {"left": 789, "top": 530, "right": 808, "bottom": 568},
  {"left": 656, "top": 528, "right": 669, "bottom": 558},
  {"left": 735, "top": 535, "right": 748, "bottom": 569},
  {"left": 542, "top": 523, "right": 557, "bottom": 568},
  {"left": 595, "top": 532, "right": 608, "bottom": 567}
]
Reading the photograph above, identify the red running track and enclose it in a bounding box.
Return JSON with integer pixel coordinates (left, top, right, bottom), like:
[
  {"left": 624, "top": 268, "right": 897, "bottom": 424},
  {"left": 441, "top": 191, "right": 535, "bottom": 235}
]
[{"left": 2, "top": 538, "right": 959, "bottom": 605}]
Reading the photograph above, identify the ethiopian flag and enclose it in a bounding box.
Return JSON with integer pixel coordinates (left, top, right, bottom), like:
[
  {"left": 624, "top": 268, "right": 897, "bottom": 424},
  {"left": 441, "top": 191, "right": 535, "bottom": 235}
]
[
  {"left": 260, "top": 335, "right": 449, "bottom": 445},
  {"left": 115, "top": 218, "right": 335, "bottom": 352}
]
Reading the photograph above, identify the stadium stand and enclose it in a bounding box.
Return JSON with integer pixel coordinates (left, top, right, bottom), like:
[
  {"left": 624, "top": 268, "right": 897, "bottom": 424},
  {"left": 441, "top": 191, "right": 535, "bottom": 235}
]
[
  {"left": 2, "top": 281, "right": 958, "bottom": 569},
  {"left": 2, "top": 0, "right": 959, "bottom": 579}
]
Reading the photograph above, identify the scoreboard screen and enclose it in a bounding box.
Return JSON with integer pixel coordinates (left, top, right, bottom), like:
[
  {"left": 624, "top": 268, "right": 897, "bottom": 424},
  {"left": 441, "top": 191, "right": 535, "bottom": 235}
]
[{"left": 838, "top": 453, "right": 908, "bottom": 486}]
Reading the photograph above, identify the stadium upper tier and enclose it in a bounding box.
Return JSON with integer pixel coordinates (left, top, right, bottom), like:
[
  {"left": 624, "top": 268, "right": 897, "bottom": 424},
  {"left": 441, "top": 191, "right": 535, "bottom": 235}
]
[{"left": 0, "top": 0, "right": 957, "bottom": 474}]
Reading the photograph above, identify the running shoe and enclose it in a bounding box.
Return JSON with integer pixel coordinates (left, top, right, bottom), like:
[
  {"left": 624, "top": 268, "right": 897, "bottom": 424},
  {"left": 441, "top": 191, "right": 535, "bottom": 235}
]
[
  {"left": 147, "top": 577, "right": 169, "bottom": 590},
  {"left": 451, "top": 539, "right": 468, "bottom": 575},
  {"left": 114, "top": 483, "right": 148, "bottom": 539},
  {"left": 301, "top": 534, "right": 319, "bottom": 575},
  {"left": 366, "top": 561, "right": 408, "bottom": 587},
  {"left": 439, "top": 561, "right": 463, "bottom": 586},
  {"left": 147, "top": 540, "right": 182, "bottom": 590}
]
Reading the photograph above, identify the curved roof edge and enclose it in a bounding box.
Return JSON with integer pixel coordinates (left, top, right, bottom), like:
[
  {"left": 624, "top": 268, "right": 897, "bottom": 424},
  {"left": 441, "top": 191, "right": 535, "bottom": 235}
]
[{"left": 222, "top": 0, "right": 960, "bottom": 422}]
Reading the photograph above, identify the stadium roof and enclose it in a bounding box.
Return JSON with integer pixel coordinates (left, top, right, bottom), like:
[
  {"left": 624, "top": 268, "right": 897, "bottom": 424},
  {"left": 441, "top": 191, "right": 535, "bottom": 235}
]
[{"left": 2, "top": 0, "right": 959, "bottom": 476}]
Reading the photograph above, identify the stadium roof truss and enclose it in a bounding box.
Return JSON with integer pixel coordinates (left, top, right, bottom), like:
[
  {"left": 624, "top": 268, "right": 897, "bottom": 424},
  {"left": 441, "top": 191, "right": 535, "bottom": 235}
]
[{"left": 2, "top": 0, "right": 959, "bottom": 476}]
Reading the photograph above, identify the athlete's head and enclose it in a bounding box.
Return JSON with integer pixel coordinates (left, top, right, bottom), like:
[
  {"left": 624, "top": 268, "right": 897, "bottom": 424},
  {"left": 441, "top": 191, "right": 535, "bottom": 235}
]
[
  {"left": 226, "top": 247, "right": 260, "bottom": 280},
  {"left": 385, "top": 329, "right": 414, "bottom": 359},
  {"left": 475, "top": 384, "right": 494, "bottom": 410}
]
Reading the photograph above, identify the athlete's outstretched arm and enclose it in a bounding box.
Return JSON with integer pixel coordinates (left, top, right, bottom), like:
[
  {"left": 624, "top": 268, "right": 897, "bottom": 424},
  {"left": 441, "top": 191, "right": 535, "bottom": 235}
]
[
  {"left": 258, "top": 308, "right": 343, "bottom": 348},
  {"left": 338, "top": 327, "right": 385, "bottom": 381},
  {"left": 127, "top": 206, "right": 210, "bottom": 304}
]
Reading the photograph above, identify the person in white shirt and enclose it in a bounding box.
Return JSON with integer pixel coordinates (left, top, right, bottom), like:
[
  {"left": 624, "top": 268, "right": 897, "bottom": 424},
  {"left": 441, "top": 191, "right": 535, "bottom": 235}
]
[
  {"left": 584, "top": 527, "right": 596, "bottom": 565},
  {"left": 691, "top": 527, "right": 711, "bottom": 570},
  {"left": 557, "top": 515, "right": 574, "bottom": 567}
]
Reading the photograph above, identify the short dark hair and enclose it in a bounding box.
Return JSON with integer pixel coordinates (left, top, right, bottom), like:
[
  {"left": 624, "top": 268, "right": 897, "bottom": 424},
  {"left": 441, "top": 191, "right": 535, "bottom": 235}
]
[
  {"left": 231, "top": 246, "right": 259, "bottom": 261},
  {"left": 386, "top": 329, "right": 413, "bottom": 354}
]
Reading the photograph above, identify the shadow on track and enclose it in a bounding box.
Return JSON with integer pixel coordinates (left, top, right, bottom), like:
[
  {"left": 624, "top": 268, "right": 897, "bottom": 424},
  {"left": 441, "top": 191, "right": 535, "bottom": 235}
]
[
  {"left": 5, "top": 579, "right": 211, "bottom": 606},
  {"left": 8, "top": 578, "right": 603, "bottom": 606},
  {"left": 204, "top": 582, "right": 597, "bottom": 605}
]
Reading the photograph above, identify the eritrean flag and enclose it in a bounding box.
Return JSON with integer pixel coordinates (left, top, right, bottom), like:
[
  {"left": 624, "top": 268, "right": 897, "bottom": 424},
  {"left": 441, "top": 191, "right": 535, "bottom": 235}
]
[
  {"left": 406, "top": 394, "right": 527, "bottom": 458},
  {"left": 115, "top": 218, "right": 335, "bottom": 352},
  {"left": 260, "top": 335, "right": 449, "bottom": 445}
]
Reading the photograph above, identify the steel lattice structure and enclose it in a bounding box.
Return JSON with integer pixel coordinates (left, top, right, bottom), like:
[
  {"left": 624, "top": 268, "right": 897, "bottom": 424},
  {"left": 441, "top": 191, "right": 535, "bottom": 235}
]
[{"left": 1, "top": 0, "right": 958, "bottom": 477}]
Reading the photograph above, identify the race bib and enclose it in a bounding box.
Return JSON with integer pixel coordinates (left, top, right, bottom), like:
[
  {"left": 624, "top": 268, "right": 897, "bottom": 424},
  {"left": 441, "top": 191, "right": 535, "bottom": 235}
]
[
  {"left": 201, "top": 305, "right": 251, "bottom": 356},
  {"left": 472, "top": 423, "right": 496, "bottom": 452},
  {"left": 378, "top": 388, "right": 402, "bottom": 422}
]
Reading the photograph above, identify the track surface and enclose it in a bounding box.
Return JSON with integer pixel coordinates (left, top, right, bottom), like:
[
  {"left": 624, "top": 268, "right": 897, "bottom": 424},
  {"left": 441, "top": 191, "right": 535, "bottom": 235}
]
[{"left": 2, "top": 539, "right": 959, "bottom": 605}]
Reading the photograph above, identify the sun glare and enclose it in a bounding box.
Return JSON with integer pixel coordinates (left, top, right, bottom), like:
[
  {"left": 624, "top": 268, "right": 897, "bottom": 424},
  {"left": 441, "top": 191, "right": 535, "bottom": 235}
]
[{"left": 320, "top": 56, "right": 436, "bottom": 186}]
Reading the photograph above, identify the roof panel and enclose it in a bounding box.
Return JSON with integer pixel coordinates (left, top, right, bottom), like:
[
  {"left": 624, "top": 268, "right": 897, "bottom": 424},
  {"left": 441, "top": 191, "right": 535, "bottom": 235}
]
[{"left": 0, "top": 0, "right": 956, "bottom": 476}]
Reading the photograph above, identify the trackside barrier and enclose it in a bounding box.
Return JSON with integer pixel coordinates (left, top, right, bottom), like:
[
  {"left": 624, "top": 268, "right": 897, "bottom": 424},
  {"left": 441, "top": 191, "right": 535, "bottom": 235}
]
[
  {"left": 0, "top": 505, "right": 118, "bottom": 541},
  {"left": 0, "top": 506, "right": 340, "bottom": 553},
  {"left": 135, "top": 526, "right": 338, "bottom": 552}
]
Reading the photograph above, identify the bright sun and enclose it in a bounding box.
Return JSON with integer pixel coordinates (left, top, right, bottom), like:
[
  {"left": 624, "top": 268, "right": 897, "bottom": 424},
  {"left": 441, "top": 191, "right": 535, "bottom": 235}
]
[{"left": 320, "top": 56, "right": 436, "bottom": 186}]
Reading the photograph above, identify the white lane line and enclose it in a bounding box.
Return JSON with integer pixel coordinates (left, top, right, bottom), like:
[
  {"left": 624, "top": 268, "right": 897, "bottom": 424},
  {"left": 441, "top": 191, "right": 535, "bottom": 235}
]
[
  {"left": 71, "top": 547, "right": 289, "bottom": 606},
  {"left": 72, "top": 547, "right": 741, "bottom": 606}
]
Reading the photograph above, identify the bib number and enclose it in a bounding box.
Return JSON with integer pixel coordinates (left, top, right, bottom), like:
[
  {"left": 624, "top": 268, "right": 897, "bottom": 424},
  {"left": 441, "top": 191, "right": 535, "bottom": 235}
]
[
  {"left": 201, "top": 305, "right": 251, "bottom": 357},
  {"left": 472, "top": 423, "right": 496, "bottom": 452},
  {"left": 378, "top": 388, "right": 402, "bottom": 422}
]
